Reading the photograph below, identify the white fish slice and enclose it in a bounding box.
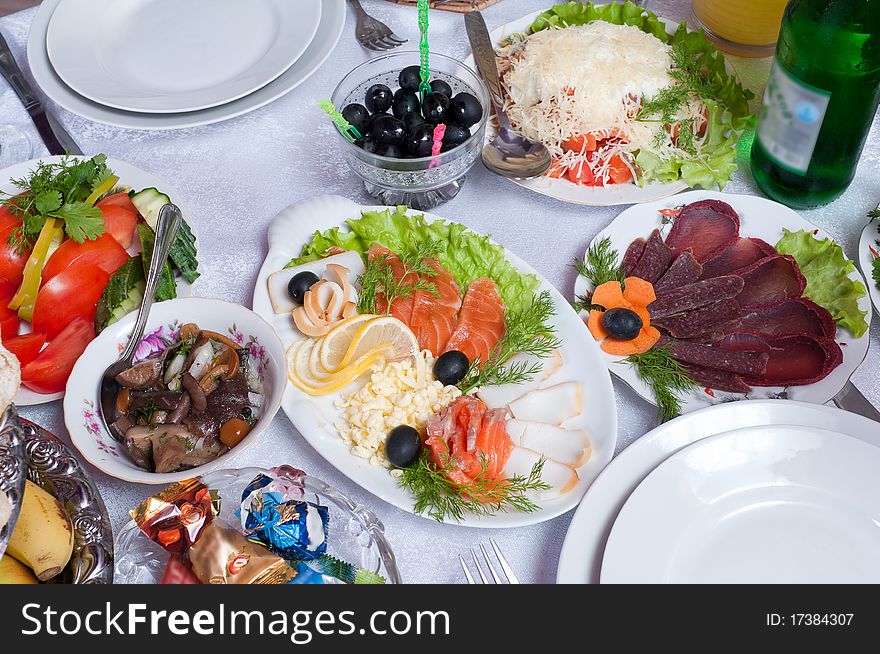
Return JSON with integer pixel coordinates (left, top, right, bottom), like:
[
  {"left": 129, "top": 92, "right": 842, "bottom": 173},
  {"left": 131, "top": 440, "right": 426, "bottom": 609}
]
[
  {"left": 508, "top": 382, "right": 582, "bottom": 426},
  {"left": 503, "top": 447, "right": 579, "bottom": 498},
  {"left": 477, "top": 350, "right": 564, "bottom": 409},
  {"left": 506, "top": 420, "right": 592, "bottom": 468},
  {"left": 267, "top": 251, "right": 365, "bottom": 314}
]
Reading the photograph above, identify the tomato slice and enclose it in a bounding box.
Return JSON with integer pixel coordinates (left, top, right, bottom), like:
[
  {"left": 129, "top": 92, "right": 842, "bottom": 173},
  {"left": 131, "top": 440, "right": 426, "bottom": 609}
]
[
  {"left": 97, "top": 192, "right": 138, "bottom": 215},
  {"left": 2, "top": 332, "right": 45, "bottom": 367},
  {"left": 562, "top": 133, "right": 597, "bottom": 153},
  {"left": 31, "top": 264, "right": 110, "bottom": 340},
  {"left": 0, "top": 222, "right": 31, "bottom": 287},
  {"left": 98, "top": 204, "right": 138, "bottom": 249},
  {"left": 42, "top": 234, "right": 130, "bottom": 283},
  {"left": 546, "top": 160, "right": 568, "bottom": 178},
  {"left": 0, "top": 314, "right": 18, "bottom": 340},
  {"left": 21, "top": 318, "right": 94, "bottom": 394},
  {"left": 566, "top": 161, "right": 598, "bottom": 186},
  {"left": 607, "top": 154, "right": 634, "bottom": 185}
]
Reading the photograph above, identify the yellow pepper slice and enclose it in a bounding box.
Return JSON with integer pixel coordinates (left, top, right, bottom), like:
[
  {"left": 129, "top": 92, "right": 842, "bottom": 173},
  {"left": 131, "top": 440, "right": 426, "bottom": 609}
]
[
  {"left": 8, "top": 218, "right": 64, "bottom": 319},
  {"left": 85, "top": 174, "right": 119, "bottom": 206}
]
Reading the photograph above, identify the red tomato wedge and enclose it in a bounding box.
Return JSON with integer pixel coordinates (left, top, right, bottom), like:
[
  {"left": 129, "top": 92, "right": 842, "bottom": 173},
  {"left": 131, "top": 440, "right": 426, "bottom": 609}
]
[
  {"left": 2, "top": 332, "right": 45, "bottom": 367},
  {"left": 32, "top": 264, "right": 110, "bottom": 340},
  {"left": 566, "top": 161, "right": 598, "bottom": 186},
  {"left": 607, "top": 154, "right": 634, "bottom": 184},
  {"left": 563, "top": 133, "right": 597, "bottom": 153},
  {"left": 98, "top": 204, "right": 138, "bottom": 249},
  {"left": 42, "top": 234, "right": 130, "bottom": 283},
  {"left": 0, "top": 220, "right": 30, "bottom": 287},
  {"left": 21, "top": 318, "right": 94, "bottom": 394},
  {"left": 97, "top": 192, "right": 138, "bottom": 214},
  {"left": 0, "top": 314, "right": 18, "bottom": 340},
  {"left": 546, "top": 160, "right": 568, "bottom": 178}
]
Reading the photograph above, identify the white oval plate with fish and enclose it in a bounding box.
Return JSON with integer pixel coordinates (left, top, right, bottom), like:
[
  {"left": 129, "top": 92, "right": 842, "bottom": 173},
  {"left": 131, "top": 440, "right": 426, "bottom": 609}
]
[{"left": 857, "top": 210, "right": 880, "bottom": 314}]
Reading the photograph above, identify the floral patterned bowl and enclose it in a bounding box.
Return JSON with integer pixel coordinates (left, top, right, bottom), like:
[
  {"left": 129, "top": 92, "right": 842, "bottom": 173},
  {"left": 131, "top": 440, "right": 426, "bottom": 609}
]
[{"left": 62, "top": 298, "right": 286, "bottom": 484}]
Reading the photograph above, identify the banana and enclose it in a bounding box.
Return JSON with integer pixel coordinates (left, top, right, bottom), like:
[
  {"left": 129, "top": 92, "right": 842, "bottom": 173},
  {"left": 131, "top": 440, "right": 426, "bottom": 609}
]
[
  {"left": 7, "top": 480, "right": 73, "bottom": 581},
  {"left": 0, "top": 554, "right": 38, "bottom": 584}
]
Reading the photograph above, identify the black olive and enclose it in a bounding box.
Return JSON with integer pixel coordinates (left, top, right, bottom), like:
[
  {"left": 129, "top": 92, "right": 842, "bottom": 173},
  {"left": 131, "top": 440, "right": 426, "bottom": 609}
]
[
  {"left": 398, "top": 65, "right": 422, "bottom": 92},
  {"left": 341, "top": 103, "right": 370, "bottom": 136},
  {"left": 371, "top": 114, "right": 406, "bottom": 145},
  {"left": 365, "top": 84, "right": 393, "bottom": 113},
  {"left": 392, "top": 89, "right": 421, "bottom": 119},
  {"left": 433, "top": 350, "right": 469, "bottom": 386},
  {"left": 441, "top": 122, "right": 470, "bottom": 152},
  {"left": 356, "top": 135, "right": 381, "bottom": 154},
  {"left": 288, "top": 271, "right": 320, "bottom": 305},
  {"left": 430, "top": 79, "right": 453, "bottom": 98},
  {"left": 422, "top": 92, "right": 451, "bottom": 124},
  {"left": 377, "top": 143, "right": 404, "bottom": 158},
  {"left": 386, "top": 425, "right": 421, "bottom": 468},
  {"left": 403, "top": 111, "right": 426, "bottom": 133},
  {"left": 450, "top": 92, "right": 483, "bottom": 127},
  {"left": 601, "top": 307, "right": 643, "bottom": 341},
  {"left": 406, "top": 123, "right": 435, "bottom": 157}
]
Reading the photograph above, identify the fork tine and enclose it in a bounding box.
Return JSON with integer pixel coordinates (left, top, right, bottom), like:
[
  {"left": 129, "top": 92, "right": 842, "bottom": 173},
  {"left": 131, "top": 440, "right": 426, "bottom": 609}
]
[
  {"left": 364, "top": 38, "right": 390, "bottom": 51},
  {"left": 471, "top": 549, "right": 489, "bottom": 583},
  {"left": 377, "top": 36, "right": 404, "bottom": 49},
  {"left": 386, "top": 34, "right": 408, "bottom": 45},
  {"left": 480, "top": 544, "right": 503, "bottom": 584},
  {"left": 489, "top": 539, "right": 519, "bottom": 584},
  {"left": 458, "top": 554, "right": 475, "bottom": 584},
  {"left": 369, "top": 37, "right": 395, "bottom": 50}
]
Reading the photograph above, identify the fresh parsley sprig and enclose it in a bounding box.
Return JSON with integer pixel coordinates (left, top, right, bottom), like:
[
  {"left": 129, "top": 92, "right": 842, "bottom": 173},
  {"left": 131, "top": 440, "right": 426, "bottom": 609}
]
[
  {"left": 357, "top": 240, "right": 442, "bottom": 315},
  {"left": 623, "top": 345, "right": 698, "bottom": 423}
]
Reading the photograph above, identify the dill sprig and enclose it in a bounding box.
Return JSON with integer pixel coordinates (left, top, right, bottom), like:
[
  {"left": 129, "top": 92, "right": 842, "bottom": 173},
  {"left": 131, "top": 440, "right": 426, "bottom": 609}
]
[
  {"left": 357, "top": 240, "right": 442, "bottom": 314},
  {"left": 397, "top": 450, "right": 550, "bottom": 523},
  {"left": 575, "top": 237, "right": 624, "bottom": 289},
  {"left": 458, "top": 290, "right": 560, "bottom": 393},
  {"left": 622, "top": 344, "right": 698, "bottom": 422},
  {"left": 872, "top": 257, "right": 880, "bottom": 289},
  {"left": 869, "top": 208, "right": 880, "bottom": 219}
]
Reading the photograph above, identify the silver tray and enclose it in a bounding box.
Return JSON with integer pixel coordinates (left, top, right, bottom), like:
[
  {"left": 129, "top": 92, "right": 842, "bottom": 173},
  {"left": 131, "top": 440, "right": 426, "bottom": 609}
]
[{"left": 0, "top": 405, "right": 113, "bottom": 583}]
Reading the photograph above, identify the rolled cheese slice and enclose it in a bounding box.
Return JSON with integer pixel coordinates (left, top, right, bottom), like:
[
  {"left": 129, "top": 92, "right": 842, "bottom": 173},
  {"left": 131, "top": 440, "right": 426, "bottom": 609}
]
[{"left": 267, "top": 251, "right": 365, "bottom": 314}]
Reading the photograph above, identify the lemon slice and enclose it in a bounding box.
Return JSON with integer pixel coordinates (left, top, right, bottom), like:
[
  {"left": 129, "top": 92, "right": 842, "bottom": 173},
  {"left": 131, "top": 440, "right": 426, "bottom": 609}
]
[
  {"left": 320, "top": 315, "right": 419, "bottom": 372},
  {"left": 287, "top": 338, "right": 388, "bottom": 396}
]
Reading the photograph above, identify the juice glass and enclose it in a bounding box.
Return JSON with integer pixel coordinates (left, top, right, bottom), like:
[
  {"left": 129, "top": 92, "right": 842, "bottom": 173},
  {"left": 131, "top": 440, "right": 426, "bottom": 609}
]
[{"left": 693, "top": 0, "right": 789, "bottom": 57}]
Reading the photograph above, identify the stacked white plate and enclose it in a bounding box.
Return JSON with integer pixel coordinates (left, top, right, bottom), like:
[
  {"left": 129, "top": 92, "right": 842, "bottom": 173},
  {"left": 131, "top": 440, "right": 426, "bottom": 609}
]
[
  {"left": 557, "top": 400, "right": 880, "bottom": 584},
  {"left": 28, "top": 0, "right": 346, "bottom": 129}
]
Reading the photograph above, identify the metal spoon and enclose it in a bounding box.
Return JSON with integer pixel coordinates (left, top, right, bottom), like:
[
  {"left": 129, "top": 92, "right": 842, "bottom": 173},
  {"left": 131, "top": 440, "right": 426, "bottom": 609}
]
[
  {"left": 98, "top": 203, "right": 181, "bottom": 441},
  {"left": 464, "top": 11, "right": 551, "bottom": 179}
]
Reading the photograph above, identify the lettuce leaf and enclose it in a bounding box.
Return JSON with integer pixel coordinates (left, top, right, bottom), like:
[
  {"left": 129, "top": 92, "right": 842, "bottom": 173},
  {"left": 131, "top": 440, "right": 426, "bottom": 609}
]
[
  {"left": 528, "top": 2, "right": 755, "bottom": 189},
  {"left": 775, "top": 228, "right": 869, "bottom": 338},
  {"left": 287, "top": 206, "right": 540, "bottom": 314}
]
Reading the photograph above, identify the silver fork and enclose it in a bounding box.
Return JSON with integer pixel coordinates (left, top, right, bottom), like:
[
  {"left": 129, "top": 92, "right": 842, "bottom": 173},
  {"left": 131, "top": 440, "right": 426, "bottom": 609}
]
[
  {"left": 459, "top": 539, "right": 519, "bottom": 584},
  {"left": 348, "top": 0, "right": 408, "bottom": 51}
]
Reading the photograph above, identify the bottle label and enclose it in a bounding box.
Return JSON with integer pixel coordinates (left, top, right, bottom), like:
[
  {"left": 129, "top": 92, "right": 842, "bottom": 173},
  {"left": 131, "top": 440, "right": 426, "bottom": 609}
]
[{"left": 756, "top": 59, "right": 831, "bottom": 175}]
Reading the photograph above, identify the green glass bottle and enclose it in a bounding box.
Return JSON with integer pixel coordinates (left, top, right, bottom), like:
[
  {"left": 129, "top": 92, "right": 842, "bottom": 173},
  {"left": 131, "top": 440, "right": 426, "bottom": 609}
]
[{"left": 750, "top": 0, "right": 880, "bottom": 208}]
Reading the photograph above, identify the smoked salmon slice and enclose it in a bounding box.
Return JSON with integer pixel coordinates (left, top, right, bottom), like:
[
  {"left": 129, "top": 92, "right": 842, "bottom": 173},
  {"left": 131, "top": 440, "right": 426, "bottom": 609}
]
[
  {"left": 368, "top": 244, "right": 416, "bottom": 324},
  {"left": 443, "top": 277, "right": 505, "bottom": 364}
]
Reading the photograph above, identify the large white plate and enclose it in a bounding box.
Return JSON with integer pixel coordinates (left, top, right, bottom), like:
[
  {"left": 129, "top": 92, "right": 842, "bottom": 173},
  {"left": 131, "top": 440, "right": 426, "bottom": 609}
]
[
  {"left": 557, "top": 400, "right": 880, "bottom": 583},
  {"left": 857, "top": 211, "right": 880, "bottom": 314},
  {"left": 463, "top": 7, "right": 691, "bottom": 206},
  {"left": 252, "top": 195, "right": 618, "bottom": 528},
  {"left": 1, "top": 156, "right": 198, "bottom": 406},
  {"left": 28, "top": 0, "right": 345, "bottom": 129},
  {"left": 47, "top": 0, "right": 321, "bottom": 114},
  {"left": 574, "top": 190, "right": 872, "bottom": 413},
  {"left": 601, "top": 424, "right": 880, "bottom": 583}
]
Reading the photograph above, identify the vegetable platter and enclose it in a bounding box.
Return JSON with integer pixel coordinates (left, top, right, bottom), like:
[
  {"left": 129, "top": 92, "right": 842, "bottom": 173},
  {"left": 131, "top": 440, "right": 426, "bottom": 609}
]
[
  {"left": 574, "top": 191, "right": 872, "bottom": 420},
  {"left": 253, "top": 195, "right": 617, "bottom": 527},
  {"left": 464, "top": 1, "right": 753, "bottom": 205},
  {"left": 0, "top": 155, "right": 200, "bottom": 406}
]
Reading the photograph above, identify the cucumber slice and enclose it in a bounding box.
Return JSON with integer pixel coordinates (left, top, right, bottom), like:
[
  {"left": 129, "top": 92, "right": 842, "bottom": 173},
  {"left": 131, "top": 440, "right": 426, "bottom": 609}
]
[
  {"left": 95, "top": 256, "right": 145, "bottom": 332},
  {"left": 130, "top": 187, "right": 169, "bottom": 227},
  {"left": 130, "top": 187, "right": 200, "bottom": 283}
]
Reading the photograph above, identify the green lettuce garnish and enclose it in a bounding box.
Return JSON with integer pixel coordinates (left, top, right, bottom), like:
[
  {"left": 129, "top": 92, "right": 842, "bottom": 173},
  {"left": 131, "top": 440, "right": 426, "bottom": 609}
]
[
  {"left": 775, "top": 228, "right": 869, "bottom": 338},
  {"left": 287, "top": 206, "right": 539, "bottom": 314},
  {"left": 526, "top": 1, "right": 755, "bottom": 189}
]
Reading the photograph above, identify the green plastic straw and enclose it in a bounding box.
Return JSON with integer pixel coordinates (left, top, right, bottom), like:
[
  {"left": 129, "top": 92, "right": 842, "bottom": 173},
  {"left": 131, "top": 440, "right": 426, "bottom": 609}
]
[
  {"left": 418, "top": 0, "right": 431, "bottom": 99},
  {"left": 319, "top": 100, "right": 361, "bottom": 142}
]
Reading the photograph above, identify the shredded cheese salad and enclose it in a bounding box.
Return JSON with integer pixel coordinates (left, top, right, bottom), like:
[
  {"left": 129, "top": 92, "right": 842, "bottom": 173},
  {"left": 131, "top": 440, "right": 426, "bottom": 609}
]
[{"left": 496, "top": 1, "right": 754, "bottom": 189}]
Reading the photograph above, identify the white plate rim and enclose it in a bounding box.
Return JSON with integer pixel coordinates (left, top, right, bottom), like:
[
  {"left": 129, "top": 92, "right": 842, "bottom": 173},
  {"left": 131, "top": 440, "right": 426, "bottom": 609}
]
[
  {"left": 45, "top": 0, "right": 322, "bottom": 114},
  {"left": 251, "top": 194, "right": 619, "bottom": 528},
  {"left": 857, "top": 213, "right": 880, "bottom": 314},
  {"left": 556, "top": 399, "right": 880, "bottom": 583},
  {"left": 573, "top": 189, "right": 873, "bottom": 414},
  {"left": 600, "top": 423, "right": 880, "bottom": 583},
  {"left": 2, "top": 156, "right": 199, "bottom": 406},
  {"left": 27, "top": 0, "right": 346, "bottom": 130}
]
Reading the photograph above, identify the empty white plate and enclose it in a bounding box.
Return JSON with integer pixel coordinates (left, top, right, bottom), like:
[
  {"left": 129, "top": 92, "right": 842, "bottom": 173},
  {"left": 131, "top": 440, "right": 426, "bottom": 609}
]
[
  {"left": 46, "top": 0, "right": 322, "bottom": 113},
  {"left": 601, "top": 425, "right": 880, "bottom": 583}
]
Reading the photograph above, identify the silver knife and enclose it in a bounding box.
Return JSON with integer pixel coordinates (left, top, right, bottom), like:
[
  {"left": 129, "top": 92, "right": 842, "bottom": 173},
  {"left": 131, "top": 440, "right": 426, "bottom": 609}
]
[{"left": 0, "top": 30, "right": 82, "bottom": 156}]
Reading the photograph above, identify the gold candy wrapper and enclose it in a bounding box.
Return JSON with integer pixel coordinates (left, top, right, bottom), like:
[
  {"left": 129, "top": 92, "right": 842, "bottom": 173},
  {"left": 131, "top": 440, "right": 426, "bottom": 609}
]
[
  {"left": 188, "top": 520, "right": 297, "bottom": 585},
  {"left": 130, "top": 478, "right": 214, "bottom": 555}
]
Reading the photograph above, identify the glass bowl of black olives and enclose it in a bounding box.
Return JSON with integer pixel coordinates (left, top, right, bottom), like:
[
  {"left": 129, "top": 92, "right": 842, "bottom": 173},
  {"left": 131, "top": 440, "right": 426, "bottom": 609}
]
[{"left": 331, "top": 51, "right": 488, "bottom": 210}]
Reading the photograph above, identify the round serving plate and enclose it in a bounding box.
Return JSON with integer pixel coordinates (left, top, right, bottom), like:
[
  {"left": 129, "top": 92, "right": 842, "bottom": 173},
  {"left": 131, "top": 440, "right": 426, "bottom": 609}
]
[{"left": 252, "top": 194, "right": 618, "bottom": 528}]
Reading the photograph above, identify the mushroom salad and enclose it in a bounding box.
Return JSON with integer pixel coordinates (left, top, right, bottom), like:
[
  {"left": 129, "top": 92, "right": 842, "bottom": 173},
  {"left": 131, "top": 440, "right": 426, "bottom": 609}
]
[{"left": 110, "top": 323, "right": 263, "bottom": 473}]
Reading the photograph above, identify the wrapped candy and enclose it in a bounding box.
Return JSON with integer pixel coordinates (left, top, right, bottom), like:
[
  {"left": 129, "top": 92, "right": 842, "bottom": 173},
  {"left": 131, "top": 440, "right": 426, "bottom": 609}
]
[
  {"left": 188, "top": 520, "right": 297, "bottom": 585},
  {"left": 130, "top": 478, "right": 213, "bottom": 555},
  {"left": 160, "top": 557, "right": 201, "bottom": 585}
]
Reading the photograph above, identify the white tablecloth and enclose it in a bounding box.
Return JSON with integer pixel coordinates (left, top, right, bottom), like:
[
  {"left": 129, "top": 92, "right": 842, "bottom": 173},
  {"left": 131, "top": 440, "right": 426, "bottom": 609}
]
[{"left": 1, "top": 0, "right": 878, "bottom": 584}]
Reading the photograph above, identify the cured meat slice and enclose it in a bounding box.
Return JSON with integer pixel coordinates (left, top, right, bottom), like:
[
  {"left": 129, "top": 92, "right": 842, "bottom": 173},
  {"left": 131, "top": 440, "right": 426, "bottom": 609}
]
[
  {"left": 649, "top": 275, "right": 744, "bottom": 320},
  {"left": 620, "top": 237, "right": 647, "bottom": 276},
  {"left": 664, "top": 200, "right": 740, "bottom": 262},
  {"left": 684, "top": 364, "right": 752, "bottom": 394},
  {"left": 699, "top": 237, "right": 775, "bottom": 279},
  {"left": 630, "top": 229, "right": 673, "bottom": 283},
  {"left": 734, "top": 254, "right": 807, "bottom": 310},
  {"left": 654, "top": 299, "right": 741, "bottom": 338},
  {"left": 720, "top": 331, "right": 844, "bottom": 387},
  {"left": 654, "top": 250, "right": 702, "bottom": 293},
  {"left": 738, "top": 298, "right": 836, "bottom": 338},
  {"left": 670, "top": 340, "right": 769, "bottom": 376}
]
